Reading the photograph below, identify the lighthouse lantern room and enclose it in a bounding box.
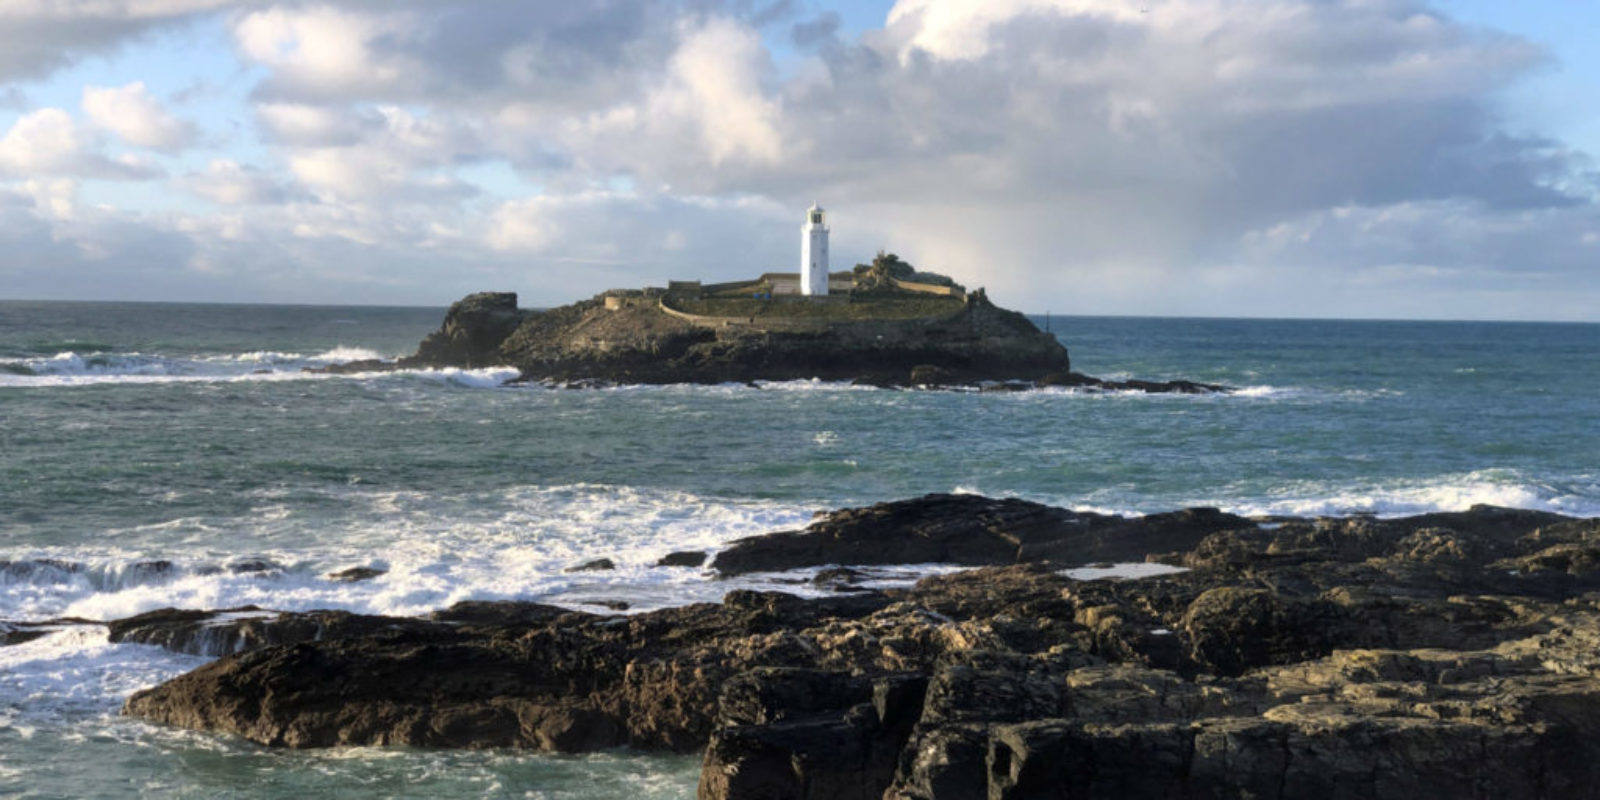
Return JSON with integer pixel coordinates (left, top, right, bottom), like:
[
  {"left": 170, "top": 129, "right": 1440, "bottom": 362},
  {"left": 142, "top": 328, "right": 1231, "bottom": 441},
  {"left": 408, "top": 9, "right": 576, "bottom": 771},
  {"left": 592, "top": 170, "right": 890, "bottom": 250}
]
[{"left": 800, "top": 203, "right": 829, "bottom": 296}]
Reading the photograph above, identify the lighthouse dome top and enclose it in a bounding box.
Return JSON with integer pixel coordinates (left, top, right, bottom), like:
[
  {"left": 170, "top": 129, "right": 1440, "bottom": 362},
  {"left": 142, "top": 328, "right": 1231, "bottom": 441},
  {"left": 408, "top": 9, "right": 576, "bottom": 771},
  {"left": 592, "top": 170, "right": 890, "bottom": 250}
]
[{"left": 805, "top": 203, "right": 826, "bottom": 225}]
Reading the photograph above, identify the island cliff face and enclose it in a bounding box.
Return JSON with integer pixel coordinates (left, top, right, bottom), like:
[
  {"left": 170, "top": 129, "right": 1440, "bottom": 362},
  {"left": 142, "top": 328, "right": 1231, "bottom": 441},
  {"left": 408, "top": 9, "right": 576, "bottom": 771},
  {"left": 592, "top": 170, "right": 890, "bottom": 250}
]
[
  {"left": 399, "top": 288, "right": 1073, "bottom": 386},
  {"left": 117, "top": 495, "right": 1600, "bottom": 799}
]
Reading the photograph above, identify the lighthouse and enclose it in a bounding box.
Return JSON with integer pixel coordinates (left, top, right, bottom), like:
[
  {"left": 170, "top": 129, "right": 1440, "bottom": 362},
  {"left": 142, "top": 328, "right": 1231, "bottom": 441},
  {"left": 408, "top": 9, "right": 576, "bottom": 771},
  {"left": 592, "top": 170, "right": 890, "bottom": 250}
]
[{"left": 800, "top": 203, "right": 829, "bottom": 296}]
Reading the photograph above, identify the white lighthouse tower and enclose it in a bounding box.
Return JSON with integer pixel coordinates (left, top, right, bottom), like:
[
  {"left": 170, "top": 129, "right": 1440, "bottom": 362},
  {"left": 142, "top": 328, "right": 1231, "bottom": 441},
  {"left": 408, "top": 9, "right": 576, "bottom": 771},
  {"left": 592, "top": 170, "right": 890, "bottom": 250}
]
[{"left": 800, "top": 202, "right": 829, "bottom": 296}]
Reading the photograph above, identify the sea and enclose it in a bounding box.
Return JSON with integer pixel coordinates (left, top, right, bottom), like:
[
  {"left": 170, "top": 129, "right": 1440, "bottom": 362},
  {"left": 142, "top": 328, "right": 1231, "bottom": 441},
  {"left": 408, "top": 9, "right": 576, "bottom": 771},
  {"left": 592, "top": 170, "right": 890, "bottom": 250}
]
[{"left": 1, "top": 300, "right": 1597, "bottom": 798}]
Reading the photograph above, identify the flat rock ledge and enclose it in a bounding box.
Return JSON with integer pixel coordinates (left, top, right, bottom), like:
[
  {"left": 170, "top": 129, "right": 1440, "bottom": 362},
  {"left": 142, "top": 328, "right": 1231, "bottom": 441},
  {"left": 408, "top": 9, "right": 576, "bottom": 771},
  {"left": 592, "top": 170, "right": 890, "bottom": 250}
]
[{"left": 119, "top": 496, "right": 1600, "bottom": 800}]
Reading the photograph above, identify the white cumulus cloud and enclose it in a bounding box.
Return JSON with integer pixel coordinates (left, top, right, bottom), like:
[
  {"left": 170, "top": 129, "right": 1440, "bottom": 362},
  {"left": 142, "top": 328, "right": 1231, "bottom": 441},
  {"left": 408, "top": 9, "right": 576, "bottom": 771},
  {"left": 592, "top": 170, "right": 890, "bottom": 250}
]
[
  {"left": 82, "top": 81, "right": 196, "bottom": 151},
  {"left": 184, "top": 159, "right": 289, "bottom": 205},
  {"left": 0, "top": 108, "right": 162, "bottom": 179}
]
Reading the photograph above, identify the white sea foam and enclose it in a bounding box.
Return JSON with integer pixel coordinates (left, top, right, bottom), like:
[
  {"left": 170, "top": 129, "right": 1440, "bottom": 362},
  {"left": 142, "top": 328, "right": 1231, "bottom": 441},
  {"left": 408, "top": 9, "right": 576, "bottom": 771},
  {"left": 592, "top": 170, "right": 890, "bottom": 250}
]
[
  {"left": 0, "top": 626, "right": 207, "bottom": 716},
  {"left": 1, "top": 349, "right": 1327, "bottom": 401},
  {"left": 205, "top": 350, "right": 305, "bottom": 364},
  {"left": 1060, "top": 563, "right": 1189, "bottom": 581},
  {"left": 0, "top": 484, "right": 823, "bottom": 623},
  {"left": 1220, "top": 470, "right": 1600, "bottom": 520},
  {"left": 408, "top": 366, "right": 521, "bottom": 388},
  {"left": 308, "top": 346, "right": 384, "bottom": 363},
  {"left": 4, "top": 473, "right": 1595, "bottom": 686},
  {"left": 0, "top": 347, "right": 517, "bottom": 389},
  {"left": 1232, "top": 385, "right": 1290, "bottom": 398}
]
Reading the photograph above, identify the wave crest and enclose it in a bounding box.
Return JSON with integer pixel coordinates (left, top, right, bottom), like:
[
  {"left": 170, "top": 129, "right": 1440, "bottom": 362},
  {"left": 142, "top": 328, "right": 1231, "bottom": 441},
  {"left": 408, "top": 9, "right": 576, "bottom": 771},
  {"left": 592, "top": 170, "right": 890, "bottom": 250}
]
[{"left": 0, "top": 348, "right": 520, "bottom": 389}]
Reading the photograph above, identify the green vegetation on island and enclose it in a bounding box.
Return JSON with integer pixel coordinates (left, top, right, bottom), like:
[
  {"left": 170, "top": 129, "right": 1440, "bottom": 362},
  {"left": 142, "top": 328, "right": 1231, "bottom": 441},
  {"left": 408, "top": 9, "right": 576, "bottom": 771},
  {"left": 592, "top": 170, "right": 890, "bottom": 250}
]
[{"left": 660, "top": 252, "right": 969, "bottom": 321}]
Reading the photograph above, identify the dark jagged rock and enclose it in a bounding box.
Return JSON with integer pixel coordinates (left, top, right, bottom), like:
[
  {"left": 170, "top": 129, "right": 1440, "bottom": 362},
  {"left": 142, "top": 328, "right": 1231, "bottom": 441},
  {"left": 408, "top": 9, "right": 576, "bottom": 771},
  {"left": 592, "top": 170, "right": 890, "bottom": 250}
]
[
  {"left": 656, "top": 551, "right": 709, "bottom": 568},
  {"left": 120, "top": 497, "right": 1600, "bottom": 800},
  {"left": 0, "top": 559, "right": 83, "bottom": 581},
  {"left": 327, "top": 566, "right": 386, "bottom": 582},
  {"left": 106, "top": 607, "right": 440, "bottom": 658},
  {"left": 711, "top": 493, "right": 1254, "bottom": 575},
  {"left": 127, "top": 560, "right": 177, "bottom": 578},
  {"left": 564, "top": 558, "right": 616, "bottom": 573},
  {"left": 400, "top": 291, "right": 524, "bottom": 369},
  {"left": 125, "top": 591, "right": 898, "bottom": 750},
  {"left": 812, "top": 567, "right": 869, "bottom": 587},
  {"left": 227, "top": 559, "right": 280, "bottom": 574},
  {"left": 907, "top": 364, "right": 958, "bottom": 386},
  {"left": 428, "top": 600, "right": 582, "bottom": 627},
  {"left": 304, "top": 358, "right": 395, "bottom": 375},
  {"left": 1, "top": 624, "right": 51, "bottom": 646},
  {"left": 1037, "top": 370, "right": 1228, "bottom": 394},
  {"left": 699, "top": 669, "right": 928, "bottom": 800},
  {"left": 1, "top": 619, "right": 90, "bottom": 646}
]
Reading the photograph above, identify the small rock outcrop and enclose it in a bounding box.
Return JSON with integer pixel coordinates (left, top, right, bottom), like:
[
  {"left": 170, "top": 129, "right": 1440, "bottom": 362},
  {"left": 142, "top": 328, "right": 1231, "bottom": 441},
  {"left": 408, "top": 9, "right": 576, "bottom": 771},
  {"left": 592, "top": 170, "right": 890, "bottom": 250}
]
[
  {"left": 401, "top": 291, "right": 523, "bottom": 368},
  {"left": 710, "top": 494, "right": 1252, "bottom": 576},
  {"left": 657, "top": 551, "right": 709, "bottom": 568},
  {"left": 327, "top": 566, "right": 386, "bottom": 582},
  {"left": 1038, "top": 371, "right": 1227, "bottom": 394}
]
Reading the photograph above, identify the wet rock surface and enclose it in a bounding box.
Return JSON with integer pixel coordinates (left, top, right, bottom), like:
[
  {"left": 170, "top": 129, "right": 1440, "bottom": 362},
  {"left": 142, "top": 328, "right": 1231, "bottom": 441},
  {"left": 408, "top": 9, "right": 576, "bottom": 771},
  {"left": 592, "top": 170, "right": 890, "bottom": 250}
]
[
  {"left": 711, "top": 494, "right": 1253, "bottom": 576},
  {"left": 326, "top": 566, "right": 386, "bottom": 582},
  {"left": 107, "top": 606, "right": 442, "bottom": 658},
  {"left": 120, "top": 497, "right": 1600, "bottom": 799},
  {"left": 657, "top": 551, "right": 710, "bottom": 568},
  {"left": 1036, "top": 371, "right": 1228, "bottom": 394}
]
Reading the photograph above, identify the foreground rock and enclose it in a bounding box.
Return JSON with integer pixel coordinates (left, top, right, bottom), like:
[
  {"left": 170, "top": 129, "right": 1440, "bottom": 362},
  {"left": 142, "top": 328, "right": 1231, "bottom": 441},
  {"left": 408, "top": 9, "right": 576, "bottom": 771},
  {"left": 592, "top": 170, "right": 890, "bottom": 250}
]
[{"left": 122, "top": 498, "right": 1600, "bottom": 799}]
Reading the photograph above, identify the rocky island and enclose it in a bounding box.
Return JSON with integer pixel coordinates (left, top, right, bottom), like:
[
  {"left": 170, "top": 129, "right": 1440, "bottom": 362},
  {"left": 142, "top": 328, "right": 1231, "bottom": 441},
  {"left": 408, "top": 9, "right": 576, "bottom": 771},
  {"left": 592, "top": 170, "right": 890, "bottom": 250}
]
[
  {"left": 104, "top": 493, "right": 1600, "bottom": 799},
  {"left": 337, "top": 253, "right": 1223, "bottom": 392}
]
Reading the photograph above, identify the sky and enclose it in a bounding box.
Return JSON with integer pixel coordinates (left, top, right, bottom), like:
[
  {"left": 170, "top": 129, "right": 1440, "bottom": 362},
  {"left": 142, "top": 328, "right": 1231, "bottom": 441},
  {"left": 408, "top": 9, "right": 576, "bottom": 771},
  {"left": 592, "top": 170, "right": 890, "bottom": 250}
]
[{"left": 0, "top": 0, "right": 1595, "bottom": 320}]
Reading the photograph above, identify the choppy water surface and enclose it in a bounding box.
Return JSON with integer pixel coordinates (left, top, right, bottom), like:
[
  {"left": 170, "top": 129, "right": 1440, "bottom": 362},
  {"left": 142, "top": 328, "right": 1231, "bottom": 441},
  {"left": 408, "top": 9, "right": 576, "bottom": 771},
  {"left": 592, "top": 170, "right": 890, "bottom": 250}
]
[{"left": 1, "top": 300, "right": 1597, "bottom": 797}]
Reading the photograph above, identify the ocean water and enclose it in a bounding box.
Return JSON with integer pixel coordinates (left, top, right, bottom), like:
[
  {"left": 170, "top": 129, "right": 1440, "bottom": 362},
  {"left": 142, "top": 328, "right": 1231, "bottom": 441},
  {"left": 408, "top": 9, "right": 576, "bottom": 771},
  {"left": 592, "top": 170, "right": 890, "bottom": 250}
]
[{"left": 1, "top": 300, "right": 1597, "bottom": 798}]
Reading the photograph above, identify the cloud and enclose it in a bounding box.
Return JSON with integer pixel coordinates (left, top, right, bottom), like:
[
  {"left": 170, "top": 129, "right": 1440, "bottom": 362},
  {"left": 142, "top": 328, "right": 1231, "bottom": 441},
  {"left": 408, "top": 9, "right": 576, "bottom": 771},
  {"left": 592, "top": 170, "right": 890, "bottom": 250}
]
[
  {"left": 485, "top": 191, "right": 786, "bottom": 255},
  {"left": 484, "top": 190, "right": 794, "bottom": 296},
  {"left": 0, "top": 0, "right": 235, "bottom": 82},
  {"left": 656, "top": 18, "right": 783, "bottom": 165},
  {"left": 233, "top": 5, "right": 427, "bottom": 100},
  {"left": 281, "top": 105, "right": 481, "bottom": 203},
  {"left": 183, "top": 159, "right": 289, "bottom": 205},
  {"left": 1, "top": 0, "right": 1596, "bottom": 317},
  {"left": 0, "top": 108, "right": 162, "bottom": 180},
  {"left": 82, "top": 81, "right": 197, "bottom": 151},
  {"left": 255, "top": 102, "right": 374, "bottom": 146}
]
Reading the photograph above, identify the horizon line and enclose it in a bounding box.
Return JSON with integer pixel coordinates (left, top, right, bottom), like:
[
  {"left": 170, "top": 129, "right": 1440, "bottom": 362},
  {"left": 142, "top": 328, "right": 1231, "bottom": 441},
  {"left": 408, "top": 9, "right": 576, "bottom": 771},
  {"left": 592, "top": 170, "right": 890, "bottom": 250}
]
[{"left": 2, "top": 295, "right": 1597, "bottom": 326}]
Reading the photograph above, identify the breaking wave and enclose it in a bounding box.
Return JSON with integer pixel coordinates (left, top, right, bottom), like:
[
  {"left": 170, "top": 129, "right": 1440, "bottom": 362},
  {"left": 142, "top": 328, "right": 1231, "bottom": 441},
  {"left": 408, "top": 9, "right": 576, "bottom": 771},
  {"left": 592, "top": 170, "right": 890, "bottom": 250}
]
[
  {"left": 1217, "top": 471, "right": 1600, "bottom": 520},
  {"left": 0, "top": 348, "right": 516, "bottom": 389}
]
